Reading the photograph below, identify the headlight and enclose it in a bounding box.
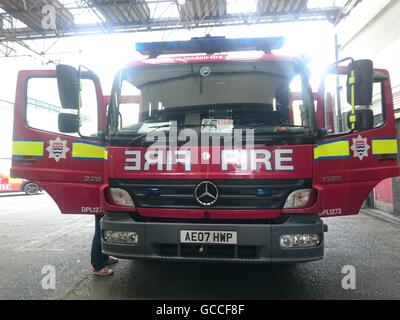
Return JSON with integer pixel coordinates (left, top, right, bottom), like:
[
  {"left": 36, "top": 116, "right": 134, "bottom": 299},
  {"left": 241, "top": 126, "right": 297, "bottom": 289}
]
[
  {"left": 280, "top": 234, "right": 320, "bottom": 248},
  {"left": 284, "top": 189, "right": 312, "bottom": 209},
  {"left": 109, "top": 188, "right": 134, "bottom": 207}
]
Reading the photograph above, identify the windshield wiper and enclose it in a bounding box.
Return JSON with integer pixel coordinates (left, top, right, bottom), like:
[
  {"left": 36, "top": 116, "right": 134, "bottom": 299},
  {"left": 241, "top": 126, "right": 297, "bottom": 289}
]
[
  {"left": 128, "top": 123, "right": 171, "bottom": 145},
  {"left": 223, "top": 122, "right": 271, "bottom": 145},
  {"left": 117, "top": 121, "right": 309, "bottom": 146},
  {"left": 127, "top": 123, "right": 217, "bottom": 145},
  {"left": 276, "top": 123, "right": 309, "bottom": 128}
]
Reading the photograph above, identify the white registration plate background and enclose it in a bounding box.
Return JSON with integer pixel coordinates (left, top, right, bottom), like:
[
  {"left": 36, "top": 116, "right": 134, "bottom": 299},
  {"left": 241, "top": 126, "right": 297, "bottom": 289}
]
[{"left": 180, "top": 230, "right": 237, "bottom": 244}]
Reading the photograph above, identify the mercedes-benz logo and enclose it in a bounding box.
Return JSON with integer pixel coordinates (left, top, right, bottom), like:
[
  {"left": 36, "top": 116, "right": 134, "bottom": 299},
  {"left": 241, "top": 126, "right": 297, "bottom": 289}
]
[{"left": 194, "top": 181, "right": 219, "bottom": 206}]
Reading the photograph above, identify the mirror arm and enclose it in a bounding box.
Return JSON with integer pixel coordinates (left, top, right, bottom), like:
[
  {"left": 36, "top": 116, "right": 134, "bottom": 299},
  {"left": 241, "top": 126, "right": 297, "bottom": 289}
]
[
  {"left": 348, "top": 69, "right": 356, "bottom": 130},
  {"left": 77, "top": 65, "right": 82, "bottom": 131},
  {"left": 98, "top": 131, "right": 106, "bottom": 141},
  {"left": 327, "top": 57, "right": 354, "bottom": 72},
  {"left": 317, "top": 128, "right": 328, "bottom": 140}
]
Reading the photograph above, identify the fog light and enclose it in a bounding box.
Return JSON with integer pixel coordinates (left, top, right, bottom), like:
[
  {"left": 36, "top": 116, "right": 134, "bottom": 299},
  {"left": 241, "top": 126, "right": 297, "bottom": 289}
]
[
  {"left": 103, "top": 230, "right": 139, "bottom": 245},
  {"left": 280, "top": 234, "right": 320, "bottom": 248}
]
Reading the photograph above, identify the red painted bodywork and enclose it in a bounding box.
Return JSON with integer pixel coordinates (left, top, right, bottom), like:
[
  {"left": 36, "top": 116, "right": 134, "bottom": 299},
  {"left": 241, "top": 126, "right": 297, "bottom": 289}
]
[
  {"left": 108, "top": 146, "right": 312, "bottom": 179},
  {"left": 11, "top": 70, "right": 106, "bottom": 214},
  {"left": 11, "top": 53, "right": 400, "bottom": 219}
]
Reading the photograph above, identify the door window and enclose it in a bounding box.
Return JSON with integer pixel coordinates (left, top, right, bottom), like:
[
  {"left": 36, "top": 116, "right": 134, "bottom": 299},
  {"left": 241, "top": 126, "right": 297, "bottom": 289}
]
[
  {"left": 323, "top": 74, "right": 384, "bottom": 134},
  {"left": 26, "top": 77, "right": 98, "bottom": 137}
]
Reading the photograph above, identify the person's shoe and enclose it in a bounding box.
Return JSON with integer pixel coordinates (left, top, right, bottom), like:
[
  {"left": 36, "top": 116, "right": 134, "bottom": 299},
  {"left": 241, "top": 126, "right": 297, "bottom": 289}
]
[
  {"left": 105, "top": 257, "right": 119, "bottom": 265},
  {"left": 91, "top": 267, "right": 113, "bottom": 276}
]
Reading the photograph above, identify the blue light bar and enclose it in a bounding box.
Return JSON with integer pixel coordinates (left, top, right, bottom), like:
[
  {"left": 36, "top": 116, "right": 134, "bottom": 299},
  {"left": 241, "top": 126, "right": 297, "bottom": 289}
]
[{"left": 136, "top": 36, "right": 285, "bottom": 57}]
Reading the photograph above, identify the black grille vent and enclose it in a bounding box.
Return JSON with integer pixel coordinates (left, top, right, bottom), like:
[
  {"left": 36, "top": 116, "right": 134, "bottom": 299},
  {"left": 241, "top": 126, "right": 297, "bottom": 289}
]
[
  {"left": 109, "top": 179, "right": 311, "bottom": 210},
  {"left": 158, "top": 244, "right": 259, "bottom": 260}
]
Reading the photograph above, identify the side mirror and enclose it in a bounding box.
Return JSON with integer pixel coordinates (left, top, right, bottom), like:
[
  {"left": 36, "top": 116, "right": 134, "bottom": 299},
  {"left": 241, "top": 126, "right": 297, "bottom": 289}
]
[
  {"left": 58, "top": 113, "right": 79, "bottom": 133},
  {"left": 56, "top": 64, "right": 80, "bottom": 109},
  {"left": 346, "top": 59, "right": 373, "bottom": 106},
  {"left": 346, "top": 108, "right": 373, "bottom": 131}
]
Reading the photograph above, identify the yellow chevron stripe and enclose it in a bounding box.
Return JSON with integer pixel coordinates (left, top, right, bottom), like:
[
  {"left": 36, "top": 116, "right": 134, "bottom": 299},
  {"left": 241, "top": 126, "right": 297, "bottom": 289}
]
[
  {"left": 372, "top": 139, "right": 398, "bottom": 155},
  {"left": 72, "top": 142, "right": 107, "bottom": 160},
  {"left": 314, "top": 140, "right": 350, "bottom": 160},
  {"left": 12, "top": 141, "right": 44, "bottom": 157}
]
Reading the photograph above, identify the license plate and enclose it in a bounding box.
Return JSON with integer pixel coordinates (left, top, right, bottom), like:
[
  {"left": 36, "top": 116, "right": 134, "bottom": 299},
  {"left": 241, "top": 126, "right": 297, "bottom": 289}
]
[{"left": 180, "top": 230, "right": 237, "bottom": 244}]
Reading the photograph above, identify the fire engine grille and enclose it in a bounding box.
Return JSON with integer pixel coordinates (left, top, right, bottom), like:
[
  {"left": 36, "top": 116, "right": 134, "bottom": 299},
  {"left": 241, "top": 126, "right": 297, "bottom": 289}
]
[{"left": 109, "top": 179, "right": 311, "bottom": 210}]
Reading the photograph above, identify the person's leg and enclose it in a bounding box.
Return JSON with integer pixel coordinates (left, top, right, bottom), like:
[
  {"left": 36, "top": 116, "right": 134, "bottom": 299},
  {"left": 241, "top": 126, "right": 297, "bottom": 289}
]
[{"left": 91, "top": 214, "right": 109, "bottom": 271}]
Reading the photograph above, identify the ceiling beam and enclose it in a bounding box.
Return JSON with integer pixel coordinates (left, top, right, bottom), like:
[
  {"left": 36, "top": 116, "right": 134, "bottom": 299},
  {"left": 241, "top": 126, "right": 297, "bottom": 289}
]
[{"left": 0, "top": 8, "right": 341, "bottom": 42}]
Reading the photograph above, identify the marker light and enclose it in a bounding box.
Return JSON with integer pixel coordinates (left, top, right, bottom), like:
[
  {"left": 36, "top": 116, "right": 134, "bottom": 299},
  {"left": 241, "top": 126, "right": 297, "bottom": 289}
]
[
  {"left": 283, "top": 189, "right": 312, "bottom": 209},
  {"left": 103, "top": 230, "right": 138, "bottom": 245},
  {"left": 280, "top": 234, "right": 320, "bottom": 248},
  {"left": 109, "top": 188, "right": 134, "bottom": 207},
  {"left": 145, "top": 187, "right": 161, "bottom": 196},
  {"left": 255, "top": 188, "right": 273, "bottom": 197}
]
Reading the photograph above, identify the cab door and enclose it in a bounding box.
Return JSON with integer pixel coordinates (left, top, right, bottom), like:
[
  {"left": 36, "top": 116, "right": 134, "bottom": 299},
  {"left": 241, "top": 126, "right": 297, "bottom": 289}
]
[
  {"left": 11, "top": 69, "right": 107, "bottom": 214},
  {"left": 314, "top": 64, "right": 399, "bottom": 217}
]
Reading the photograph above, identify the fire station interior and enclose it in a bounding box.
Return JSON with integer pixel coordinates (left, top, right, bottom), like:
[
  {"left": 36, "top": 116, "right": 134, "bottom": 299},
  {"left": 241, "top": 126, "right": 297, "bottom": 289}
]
[{"left": 0, "top": 0, "right": 400, "bottom": 301}]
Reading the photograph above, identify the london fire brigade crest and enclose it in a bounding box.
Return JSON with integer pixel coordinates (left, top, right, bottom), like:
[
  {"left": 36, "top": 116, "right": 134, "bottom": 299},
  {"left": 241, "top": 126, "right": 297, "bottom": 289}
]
[
  {"left": 46, "top": 137, "right": 70, "bottom": 162},
  {"left": 350, "top": 135, "right": 370, "bottom": 160}
]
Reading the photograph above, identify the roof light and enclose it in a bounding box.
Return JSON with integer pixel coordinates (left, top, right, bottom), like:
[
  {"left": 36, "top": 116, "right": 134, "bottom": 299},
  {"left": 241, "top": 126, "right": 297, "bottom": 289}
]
[{"left": 136, "top": 36, "right": 285, "bottom": 58}]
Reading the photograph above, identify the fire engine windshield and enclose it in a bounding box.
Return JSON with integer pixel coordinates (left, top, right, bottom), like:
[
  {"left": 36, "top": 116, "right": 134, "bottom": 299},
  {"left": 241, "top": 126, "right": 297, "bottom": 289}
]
[{"left": 107, "top": 59, "right": 315, "bottom": 145}]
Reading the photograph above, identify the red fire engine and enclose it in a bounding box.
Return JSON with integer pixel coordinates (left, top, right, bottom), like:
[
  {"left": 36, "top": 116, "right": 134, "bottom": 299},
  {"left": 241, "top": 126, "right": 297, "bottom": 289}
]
[
  {"left": 11, "top": 36, "right": 399, "bottom": 262},
  {"left": 0, "top": 172, "right": 40, "bottom": 195}
]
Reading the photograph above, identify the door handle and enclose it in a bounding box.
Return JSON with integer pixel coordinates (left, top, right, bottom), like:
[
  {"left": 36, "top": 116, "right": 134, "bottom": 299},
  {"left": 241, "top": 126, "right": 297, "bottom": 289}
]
[
  {"left": 378, "top": 155, "right": 397, "bottom": 161},
  {"left": 13, "top": 158, "right": 37, "bottom": 164}
]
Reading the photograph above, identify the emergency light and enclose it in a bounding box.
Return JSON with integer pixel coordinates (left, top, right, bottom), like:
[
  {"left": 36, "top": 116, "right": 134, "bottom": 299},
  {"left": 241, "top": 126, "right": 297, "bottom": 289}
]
[{"left": 136, "top": 36, "right": 285, "bottom": 57}]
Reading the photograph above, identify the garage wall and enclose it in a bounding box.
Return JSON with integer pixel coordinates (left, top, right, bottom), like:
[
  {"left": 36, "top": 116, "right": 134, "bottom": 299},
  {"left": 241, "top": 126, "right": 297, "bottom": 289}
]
[
  {"left": 336, "top": 0, "right": 400, "bottom": 96},
  {"left": 0, "top": 100, "right": 14, "bottom": 176},
  {"left": 375, "top": 178, "right": 394, "bottom": 213},
  {"left": 391, "top": 120, "right": 400, "bottom": 215},
  {"left": 335, "top": 0, "right": 400, "bottom": 216}
]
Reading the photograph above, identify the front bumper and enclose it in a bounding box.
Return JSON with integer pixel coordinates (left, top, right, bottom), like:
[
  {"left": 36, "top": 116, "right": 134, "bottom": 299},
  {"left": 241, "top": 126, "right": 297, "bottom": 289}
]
[{"left": 101, "top": 214, "right": 326, "bottom": 263}]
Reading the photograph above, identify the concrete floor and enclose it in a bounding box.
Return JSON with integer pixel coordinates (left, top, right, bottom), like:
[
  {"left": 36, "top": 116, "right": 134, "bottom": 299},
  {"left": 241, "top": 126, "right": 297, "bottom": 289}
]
[{"left": 0, "top": 193, "right": 399, "bottom": 300}]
